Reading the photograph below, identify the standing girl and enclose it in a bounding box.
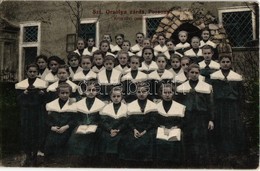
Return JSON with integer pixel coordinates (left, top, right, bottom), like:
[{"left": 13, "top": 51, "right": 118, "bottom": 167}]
[
  {"left": 15, "top": 64, "right": 48, "bottom": 166},
  {"left": 114, "top": 50, "right": 129, "bottom": 75},
  {"left": 184, "top": 36, "right": 203, "bottom": 64},
  {"left": 131, "top": 32, "right": 144, "bottom": 53},
  {"left": 45, "top": 56, "right": 65, "bottom": 84},
  {"left": 92, "top": 50, "right": 105, "bottom": 73},
  {"left": 176, "top": 64, "right": 214, "bottom": 167},
  {"left": 74, "top": 37, "right": 86, "bottom": 56},
  {"left": 84, "top": 37, "right": 98, "bottom": 56},
  {"left": 67, "top": 52, "right": 83, "bottom": 79}
]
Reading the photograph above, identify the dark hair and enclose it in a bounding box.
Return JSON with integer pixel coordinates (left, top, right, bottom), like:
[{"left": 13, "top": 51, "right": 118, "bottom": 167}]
[
  {"left": 201, "top": 28, "right": 211, "bottom": 37},
  {"left": 35, "top": 54, "right": 48, "bottom": 63},
  {"left": 115, "top": 34, "right": 125, "bottom": 40},
  {"left": 47, "top": 56, "right": 65, "bottom": 69},
  {"left": 26, "top": 63, "right": 39, "bottom": 72},
  {"left": 81, "top": 55, "right": 93, "bottom": 63},
  {"left": 58, "top": 64, "right": 70, "bottom": 74},
  {"left": 156, "top": 53, "right": 167, "bottom": 61},
  {"left": 104, "top": 55, "right": 115, "bottom": 63},
  {"left": 219, "top": 55, "right": 232, "bottom": 62},
  {"left": 67, "top": 52, "right": 80, "bottom": 64},
  {"left": 181, "top": 56, "right": 191, "bottom": 63},
  {"left": 170, "top": 54, "right": 182, "bottom": 62},
  {"left": 201, "top": 45, "right": 214, "bottom": 52},
  {"left": 142, "top": 46, "right": 155, "bottom": 60},
  {"left": 123, "top": 40, "right": 131, "bottom": 47},
  {"left": 157, "top": 33, "right": 166, "bottom": 39},
  {"left": 103, "top": 34, "right": 113, "bottom": 42},
  {"left": 57, "top": 82, "right": 72, "bottom": 93},
  {"left": 135, "top": 32, "right": 144, "bottom": 43},
  {"left": 93, "top": 50, "right": 105, "bottom": 58},
  {"left": 187, "top": 63, "right": 200, "bottom": 72},
  {"left": 165, "top": 39, "right": 175, "bottom": 45},
  {"left": 110, "top": 86, "right": 123, "bottom": 96}
]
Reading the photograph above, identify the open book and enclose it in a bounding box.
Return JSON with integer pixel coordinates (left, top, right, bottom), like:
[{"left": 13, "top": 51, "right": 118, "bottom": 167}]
[
  {"left": 156, "top": 127, "right": 181, "bottom": 141},
  {"left": 75, "top": 125, "right": 98, "bottom": 134}
]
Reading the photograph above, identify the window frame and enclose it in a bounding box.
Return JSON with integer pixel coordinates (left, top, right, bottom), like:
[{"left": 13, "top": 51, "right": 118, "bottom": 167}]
[
  {"left": 142, "top": 14, "right": 165, "bottom": 38},
  {"left": 218, "top": 6, "right": 256, "bottom": 48},
  {"left": 80, "top": 18, "right": 99, "bottom": 47},
  {"left": 19, "top": 21, "right": 41, "bottom": 81}
]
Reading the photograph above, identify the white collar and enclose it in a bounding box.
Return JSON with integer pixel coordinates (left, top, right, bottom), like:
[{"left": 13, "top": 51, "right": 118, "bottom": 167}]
[
  {"left": 83, "top": 47, "right": 98, "bottom": 55},
  {"left": 121, "top": 70, "right": 147, "bottom": 82},
  {"left": 15, "top": 78, "right": 48, "bottom": 90},
  {"left": 46, "top": 98, "right": 77, "bottom": 113},
  {"left": 127, "top": 99, "right": 157, "bottom": 115},
  {"left": 148, "top": 70, "right": 173, "bottom": 80},
  {"left": 76, "top": 97, "right": 105, "bottom": 114},
  {"left": 154, "top": 44, "right": 168, "bottom": 53},
  {"left": 177, "top": 80, "right": 212, "bottom": 94},
  {"left": 139, "top": 61, "right": 158, "bottom": 71},
  {"left": 210, "top": 70, "right": 242, "bottom": 81},
  {"left": 131, "top": 44, "right": 141, "bottom": 52},
  {"left": 176, "top": 42, "right": 190, "bottom": 48},
  {"left": 171, "top": 70, "right": 187, "bottom": 83},
  {"left": 100, "top": 102, "right": 127, "bottom": 119},
  {"left": 69, "top": 67, "right": 83, "bottom": 77},
  {"left": 92, "top": 66, "right": 105, "bottom": 73},
  {"left": 72, "top": 70, "right": 97, "bottom": 81},
  {"left": 200, "top": 40, "right": 216, "bottom": 48},
  {"left": 47, "top": 80, "right": 78, "bottom": 92},
  {"left": 111, "top": 45, "right": 121, "bottom": 52},
  {"left": 199, "top": 60, "right": 220, "bottom": 70},
  {"left": 106, "top": 52, "right": 116, "bottom": 57},
  {"left": 157, "top": 100, "right": 185, "bottom": 117},
  {"left": 184, "top": 48, "right": 202, "bottom": 56},
  {"left": 97, "top": 69, "right": 122, "bottom": 85},
  {"left": 38, "top": 68, "right": 50, "bottom": 80},
  {"left": 45, "top": 72, "right": 59, "bottom": 83}
]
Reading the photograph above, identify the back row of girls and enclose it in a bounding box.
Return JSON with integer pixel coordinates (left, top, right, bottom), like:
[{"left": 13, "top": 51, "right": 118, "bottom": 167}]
[{"left": 16, "top": 48, "right": 246, "bottom": 167}]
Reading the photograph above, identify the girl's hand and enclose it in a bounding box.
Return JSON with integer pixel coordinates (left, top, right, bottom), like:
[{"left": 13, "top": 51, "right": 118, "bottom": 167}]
[
  {"left": 51, "top": 126, "right": 60, "bottom": 132},
  {"left": 134, "top": 129, "right": 140, "bottom": 138},
  {"left": 110, "top": 129, "right": 118, "bottom": 137},
  {"left": 39, "top": 90, "right": 44, "bottom": 95},
  {"left": 24, "top": 90, "right": 28, "bottom": 94},
  {"left": 139, "top": 130, "right": 147, "bottom": 137},
  {"left": 208, "top": 121, "right": 214, "bottom": 130},
  {"left": 57, "top": 125, "right": 69, "bottom": 134}
]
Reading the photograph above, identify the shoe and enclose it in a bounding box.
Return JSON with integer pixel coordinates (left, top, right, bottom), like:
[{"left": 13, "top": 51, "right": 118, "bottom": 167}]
[{"left": 37, "top": 151, "right": 45, "bottom": 157}]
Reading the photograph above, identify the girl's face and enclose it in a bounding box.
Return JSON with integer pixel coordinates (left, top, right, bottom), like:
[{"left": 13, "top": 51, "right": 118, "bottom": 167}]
[
  {"left": 143, "top": 40, "right": 151, "bottom": 47},
  {"left": 77, "top": 40, "right": 85, "bottom": 50},
  {"left": 85, "top": 84, "right": 97, "bottom": 98},
  {"left": 116, "top": 36, "right": 124, "bottom": 46},
  {"left": 37, "top": 58, "right": 47, "bottom": 70},
  {"left": 201, "top": 30, "right": 210, "bottom": 41},
  {"left": 87, "top": 38, "right": 95, "bottom": 47},
  {"left": 136, "top": 87, "right": 149, "bottom": 100},
  {"left": 122, "top": 42, "right": 130, "bottom": 51},
  {"left": 57, "top": 68, "right": 69, "bottom": 81},
  {"left": 111, "top": 90, "right": 122, "bottom": 104},
  {"left": 156, "top": 56, "right": 167, "bottom": 70},
  {"left": 202, "top": 49, "right": 213, "bottom": 62},
  {"left": 220, "top": 57, "right": 232, "bottom": 70},
  {"left": 118, "top": 54, "right": 128, "bottom": 66},
  {"left": 181, "top": 59, "right": 190, "bottom": 73},
  {"left": 188, "top": 67, "right": 200, "bottom": 81},
  {"left": 136, "top": 34, "right": 144, "bottom": 44},
  {"left": 104, "top": 59, "right": 114, "bottom": 70},
  {"left": 49, "top": 60, "right": 59, "bottom": 72},
  {"left": 94, "top": 55, "right": 104, "bottom": 66},
  {"left": 166, "top": 41, "right": 175, "bottom": 51},
  {"left": 191, "top": 38, "right": 200, "bottom": 49},
  {"left": 69, "top": 57, "right": 79, "bottom": 68},
  {"left": 161, "top": 87, "right": 173, "bottom": 101},
  {"left": 27, "top": 67, "right": 38, "bottom": 79},
  {"left": 100, "top": 42, "right": 109, "bottom": 52},
  {"left": 158, "top": 36, "right": 166, "bottom": 46},
  {"left": 103, "top": 35, "right": 111, "bottom": 42},
  {"left": 171, "top": 58, "right": 181, "bottom": 69},
  {"left": 59, "top": 87, "right": 71, "bottom": 101},
  {"left": 81, "top": 58, "right": 92, "bottom": 70},
  {"left": 179, "top": 33, "right": 188, "bottom": 43},
  {"left": 143, "top": 49, "right": 153, "bottom": 63},
  {"left": 130, "top": 58, "right": 139, "bottom": 70}
]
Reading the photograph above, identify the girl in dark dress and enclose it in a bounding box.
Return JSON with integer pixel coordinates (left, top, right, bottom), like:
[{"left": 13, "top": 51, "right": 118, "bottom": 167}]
[
  {"left": 35, "top": 54, "right": 50, "bottom": 80},
  {"left": 44, "top": 83, "right": 77, "bottom": 161},
  {"left": 119, "top": 82, "right": 157, "bottom": 166},
  {"left": 44, "top": 56, "right": 65, "bottom": 84},
  {"left": 176, "top": 64, "right": 214, "bottom": 167},
  {"left": 15, "top": 64, "right": 48, "bottom": 166},
  {"left": 99, "top": 86, "right": 128, "bottom": 167},
  {"left": 210, "top": 56, "right": 246, "bottom": 161},
  {"left": 67, "top": 52, "right": 83, "bottom": 79},
  {"left": 155, "top": 83, "right": 186, "bottom": 167},
  {"left": 67, "top": 80, "right": 105, "bottom": 165}
]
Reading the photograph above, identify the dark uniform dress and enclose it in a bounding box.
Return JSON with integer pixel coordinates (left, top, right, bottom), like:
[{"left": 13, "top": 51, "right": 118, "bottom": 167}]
[
  {"left": 97, "top": 69, "right": 122, "bottom": 101},
  {"left": 67, "top": 97, "right": 105, "bottom": 156},
  {"left": 119, "top": 99, "right": 157, "bottom": 161},
  {"left": 46, "top": 80, "right": 79, "bottom": 103},
  {"left": 210, "top": 70, "right": 246, "bottom": 155},
  {"left": 121, "top": 69, "right": 147, "bottom": 103},
  {"left": 176, "top": 80, "right": 213, "bottom": 166},
  {"left": 155, "top": 100, "right": 186, "bottom": 164},
  {"left": 184, "top": 48, "right": 204, "bottom": 64},
  {"left": 44, "top": 98, "right": 77, "bottom": 156},
  {"left": 147, "top": 70, "right": 173, "bottom": 100},
  {"left": 98, "top": 102, "right": 128, "bottom": 155},
  {"left": 15, "top": 78, "right": 48, "bottom": 159},
  {"left": 199, "top": 60, "right": 220, "bottom": 84}
]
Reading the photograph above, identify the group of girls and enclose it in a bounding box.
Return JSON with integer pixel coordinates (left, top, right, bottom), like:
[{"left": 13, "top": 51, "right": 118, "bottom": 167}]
[{"left": 15, "top": 29, "right": 246, "bottom": 167}]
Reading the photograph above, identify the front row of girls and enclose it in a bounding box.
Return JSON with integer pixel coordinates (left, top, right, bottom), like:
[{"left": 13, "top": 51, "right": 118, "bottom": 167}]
[{"left": 16, "top": 55, "right": 246, "bottom": 166}]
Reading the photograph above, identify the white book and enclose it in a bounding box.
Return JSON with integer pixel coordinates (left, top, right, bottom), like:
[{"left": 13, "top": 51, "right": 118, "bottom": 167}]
[
  {"left": 76, "top": 125, "right": 98, "bottom": 134},
  {"left": 156, "top": 127, "right": 181, "bottom": 141}
]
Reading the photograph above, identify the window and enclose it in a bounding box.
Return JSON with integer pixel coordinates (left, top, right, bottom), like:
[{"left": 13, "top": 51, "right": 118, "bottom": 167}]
[
  {"left": 80, "top": 18, "right": 99, "bottom": 47},
  {"left": 142, "top": 14, "right": 164, "bottom": 38},
  {"left": 19, "top": 22, "right": 41, "bottom": 80},
  {"left": 66, "top": 34, "right": 77, "bottom": 52},
  {"left": 218, "top": 6, "right": 256, "bottom": 47}
]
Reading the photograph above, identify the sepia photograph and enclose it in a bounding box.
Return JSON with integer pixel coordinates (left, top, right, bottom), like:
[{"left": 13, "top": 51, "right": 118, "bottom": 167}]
[{"left": 0, "top": 0, "right": 259, "bottom": 169}]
